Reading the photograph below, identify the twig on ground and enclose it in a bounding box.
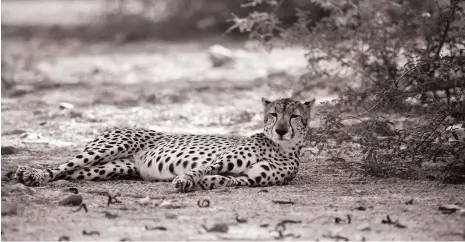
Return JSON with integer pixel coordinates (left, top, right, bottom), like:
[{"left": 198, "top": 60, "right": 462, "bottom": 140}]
[
  {"left": 272, "top": 200, "right": 294, "bottom": 205},
  {"left": 72, "top": 203, "right": 88, "bottom": 213},
  {"left": 323, "top": 233, "right": 349, "bottom": 241},
  {"left": 145, "top": 225, "right": 167, "bottom": 231},
  {"left": 107, "top": 194, "right": 122, "bottom": 207},
  {"left": 82, "top": 230, "right": 100, "bottom": 236},
  {"left": 381, "top": 215, "right": 407, "bottom": 228}
]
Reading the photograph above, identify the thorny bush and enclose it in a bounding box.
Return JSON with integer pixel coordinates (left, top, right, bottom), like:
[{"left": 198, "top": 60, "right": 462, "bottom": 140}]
[{"left": 231, "top": 0, "right": 465, "bottom": 181}]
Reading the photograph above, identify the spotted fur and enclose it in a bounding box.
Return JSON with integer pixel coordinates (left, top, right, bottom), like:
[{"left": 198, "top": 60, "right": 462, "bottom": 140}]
[{"left": 14, "top": 97, "right": 315, "bottom": 192}]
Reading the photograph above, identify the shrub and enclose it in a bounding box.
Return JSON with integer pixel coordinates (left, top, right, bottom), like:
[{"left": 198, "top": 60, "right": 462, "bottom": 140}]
[{"left": 231, "top": 0, "right": 465, "bottom": 182}]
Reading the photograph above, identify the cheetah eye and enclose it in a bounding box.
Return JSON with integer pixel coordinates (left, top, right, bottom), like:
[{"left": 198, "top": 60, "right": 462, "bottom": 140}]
[
  {"left": 290, "top": 114, "right": 300, "bottom": 119},
  {"left": 269, "top": 113, "right": 278, "bottom": 118}
]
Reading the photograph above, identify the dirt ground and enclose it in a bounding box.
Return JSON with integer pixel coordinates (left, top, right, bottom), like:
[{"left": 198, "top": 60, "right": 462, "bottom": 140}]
[{"left": 1, "top": 33, "right": 465, "bottom": 241}]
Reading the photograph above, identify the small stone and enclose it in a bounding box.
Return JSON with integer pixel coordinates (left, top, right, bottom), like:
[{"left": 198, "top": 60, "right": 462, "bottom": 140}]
[
  {"left": 20, "top": 132, "right": 41, "bottom": 139},
  {"left": 209, "top": 44, "right": 234, "bottom": 67},
  {"left": 59, "top": 102, "right": 74, "bottom": 110},
  {"left": 1, "top": 146, "right": 18, "bottom": 155},
  {"left": 1, "top": 202, "right": 18, "bottom": 216},
  {"left": 136, "top": 196, "right": 150, "bottom": 205},
  {"left": 158, "top": 200, "right": 172, "bottom": 208},
  {"left": 146, "top": 94, "right": 157, "bottom": 103},
  {"left": 58, "top": 194, "right": 83, "bottom": 206},
  {"left": 158, "top": 200, "right": 185, "bottom": 209},
  {"left": 203, "top": 223, "right": 229, "bottom": 233}
]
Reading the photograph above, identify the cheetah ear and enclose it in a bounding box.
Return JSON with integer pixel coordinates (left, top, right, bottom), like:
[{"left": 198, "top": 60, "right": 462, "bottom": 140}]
[
  {"left": 302, "top": 98, "right": 316, "bottom": 110},
  {"left": 261, "top": 97, "right": 271, "bottom": 107}
]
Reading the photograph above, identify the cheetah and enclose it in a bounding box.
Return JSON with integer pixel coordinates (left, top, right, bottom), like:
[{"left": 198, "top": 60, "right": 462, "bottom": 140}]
[{"left": 14, "top": 97, "right": 315, "bottom": 192}]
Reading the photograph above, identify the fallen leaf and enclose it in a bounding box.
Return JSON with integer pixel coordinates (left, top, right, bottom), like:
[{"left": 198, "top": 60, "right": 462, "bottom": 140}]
[
  {"left": 145, "top": 226, "right": 167, "bottom": 231},
  {"left": 82, "top": 230, "right": 100, "bottom": 236},
  {"left": 136, "top": 196, "right": 150, "bottom": 205},
  {"left": 202, "top": 223, "right": 229, "bottom": 233},
  {"left": 439, "top": 204, "right": 464, "bottom": 215},
  {"left": 58, "top": 195, "right": 82, "bottom": 206}
]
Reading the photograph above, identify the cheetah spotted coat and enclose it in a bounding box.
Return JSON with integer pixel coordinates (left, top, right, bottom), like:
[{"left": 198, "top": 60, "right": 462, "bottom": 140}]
[{"left": 14, "top": 97, "right": 315, "bottom": 192}]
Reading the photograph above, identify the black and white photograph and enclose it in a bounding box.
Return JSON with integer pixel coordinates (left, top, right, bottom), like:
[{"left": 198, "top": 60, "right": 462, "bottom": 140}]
[{"left": 1, "top": 0, "right": 464, "bottom": 240}]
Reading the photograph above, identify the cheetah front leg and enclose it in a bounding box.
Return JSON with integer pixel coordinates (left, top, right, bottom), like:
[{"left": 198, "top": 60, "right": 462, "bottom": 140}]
[
  {"left": 172, "top": 164, "right": 220, "bottom": 192},
  {"left": 172, "top": 153, "right": 255, "bottom": 192},
  {"left": 197, "top": 175, "right": 250, "bottom": 190},
  {"left": 243, "top": 160, "right": 299, "bottom": 187},
  {"left": 175, "top": 160, "right": 299, "bottom": 191},
  {"left": 172, "top": 153, "right": 249, "bottom": 192}
]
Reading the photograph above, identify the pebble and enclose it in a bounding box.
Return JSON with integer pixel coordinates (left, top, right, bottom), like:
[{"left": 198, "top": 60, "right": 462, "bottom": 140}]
[
  {"left": 58, "top": 194, "right": 83, "bottom": 206},
  {"left": 209, "top": 44, "right": 234, "bottom": 67},
  {"left": 203, "top": 223, "right": 229, "bottom": 233},
  {"left": 145, "top": 94, "right": 157, "bottom": 103},
  {"left": 158, "top": 200, "right": 185, "bottom": 209},
  {"left": 58, "top": 102, "right": 74, "bottom": 110},
  {"left": 1, "top": 202, "right": 18, "bottom": 216},
  {"left": 136, "top": 196, "right": 150, "bottom": 206}
]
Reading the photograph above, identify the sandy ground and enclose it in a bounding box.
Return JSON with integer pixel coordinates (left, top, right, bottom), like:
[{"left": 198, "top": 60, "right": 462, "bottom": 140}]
[{"left": 1, "top": 32, "right": 465, "bottom": 241}]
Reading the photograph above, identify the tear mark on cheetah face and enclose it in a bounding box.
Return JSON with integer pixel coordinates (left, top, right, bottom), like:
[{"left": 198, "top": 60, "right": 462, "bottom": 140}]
[{"left": 261, "top": 97, "right": 315, "bottom": 148}]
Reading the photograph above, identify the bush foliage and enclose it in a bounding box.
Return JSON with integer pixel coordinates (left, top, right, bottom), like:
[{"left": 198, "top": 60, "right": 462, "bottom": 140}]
[{"left": 231, "top": 0, "right": 465, "bottom": 181}]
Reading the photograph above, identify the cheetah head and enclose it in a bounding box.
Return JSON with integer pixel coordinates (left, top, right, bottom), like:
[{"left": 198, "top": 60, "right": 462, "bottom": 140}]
[{"left": 261, "top": 97, "right": 315, "bottom": 148}]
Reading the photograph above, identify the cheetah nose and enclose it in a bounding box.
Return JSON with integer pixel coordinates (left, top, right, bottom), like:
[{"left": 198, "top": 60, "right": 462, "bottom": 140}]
[{"left": 275, "top": 128, "right": 288, "bottom": 136}]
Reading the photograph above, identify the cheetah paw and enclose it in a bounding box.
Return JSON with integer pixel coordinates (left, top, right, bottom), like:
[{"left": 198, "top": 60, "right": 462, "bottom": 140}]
[
  {"left": 14, "top": 166, "right": 49, "bottom": 186},
  {"left": 172, "top": 175, "right": 196, "bottom": 192}
]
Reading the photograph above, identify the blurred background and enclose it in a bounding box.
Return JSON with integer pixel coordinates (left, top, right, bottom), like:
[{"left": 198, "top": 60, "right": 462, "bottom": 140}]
[{"left": 2, "top": 0, "right": 464, "bottom": 182}]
